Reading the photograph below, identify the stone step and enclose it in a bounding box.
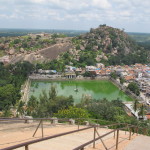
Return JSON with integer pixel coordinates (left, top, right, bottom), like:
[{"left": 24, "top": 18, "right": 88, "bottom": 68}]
[
  {"left": 123, "top": 135, "right": 150, "bottom": 150},
  {"left": 1, "top": 123, "right": 148, "bottom": 150},
  {"left": 16, "top": 128, "right": 110, "bottom": 150}
]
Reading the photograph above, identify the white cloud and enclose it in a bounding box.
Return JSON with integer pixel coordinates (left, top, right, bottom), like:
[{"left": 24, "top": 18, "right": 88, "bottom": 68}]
[
  {"left": 92, "top": 0, "right": 111, "bottom": 9},
  {"left": 0, "top": 14, "right": 9, "bottom": 19},
  {"left": 30, "top": 0, "right": 46, "bottom": 3},
  {"left": 120, "top": 11, "right": 131, "bottom": 17},
  {"left": 0, "top": 0, "right": 150, "bottom": 32}
]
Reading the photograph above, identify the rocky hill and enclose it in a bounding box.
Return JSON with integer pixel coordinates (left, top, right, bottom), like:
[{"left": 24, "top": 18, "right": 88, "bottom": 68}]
[
  {"left": 67, "top": 25, "right": 148, "bottom": 66},
  {"left": 0, "top": 25, "right": 149, "bottom": 65},
  {"left": 77, "top": 25, "right": 135, "bottom": 55},
  {"left": 0, "top": 33, "right": 72, "bottom": 64}
]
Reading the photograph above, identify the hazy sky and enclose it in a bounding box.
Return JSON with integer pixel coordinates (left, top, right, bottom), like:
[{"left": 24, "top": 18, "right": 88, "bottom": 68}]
[{"left": 0, "top": 0, "right": 150, "bottom": 32}]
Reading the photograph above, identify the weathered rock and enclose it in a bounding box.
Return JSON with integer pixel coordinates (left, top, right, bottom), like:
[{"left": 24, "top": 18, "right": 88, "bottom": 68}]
[
  {"left": 80, "top": 45, "right": 85, "bottom": 50},
  {"left": 9, "top": 48, "right": 15, "bottom": 55},
  {"left": 20, "top": 48, "right": 24, "bottom": 53},
  {"left": 103, "top": 55, "right": 108, "bottom": 60}
]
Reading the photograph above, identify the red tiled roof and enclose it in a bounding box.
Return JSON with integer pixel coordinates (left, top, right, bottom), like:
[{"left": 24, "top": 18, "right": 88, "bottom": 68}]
[
  {"left": 146, "top": 114, "right": 150, "bottom": 120},
  {"left": 124, "top": 76, "right": 135, "bottom": 81}
]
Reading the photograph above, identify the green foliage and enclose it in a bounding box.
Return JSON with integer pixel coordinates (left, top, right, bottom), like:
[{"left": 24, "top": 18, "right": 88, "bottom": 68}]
[
  {"left": 1, "top": 108, "right": 12, "bottom": 117},
  {"left": 72, "top": 38, "right": 81, "bottom": 45},
  {"left": 79, "top": 52, "right": 96, "bottom": 66},
  {"left": 13, "top": 39, "right": 21, "bottom": 44},
  {"left": 127, "top": 82, "right": 140, "bottom": 96},
  {"left": 110, "top": 71, "right": 118, "bottom": 79},
  {"left": 51, "top": 33, "right": 67, "bottom": 39},
  {"left": 36, "top": 59, "right": 65, "bottom": 72},
  {"left": 29, "top": 86, "right": 74, "bottom": 117},
  {"left": 77, "top": 98, "right": 136, "bottom": 124},
  {"left": 11, "top": 61, "right": 34, "bottom": 78},
  {"left": 108, "top": 50, "right": 148, "bottom": 65},
  {"left": 83, "top": 71, "right": 92, "bottom": 77},
  {"left": 0, "top": 84, "right": 20, "bottom": 110},
  {"left": 138, "top": 104, "right": 147, "bottom": 118},
  {"left": 27, "top": 95, "right": 38, "bottom": 115},
  {"left": 17, "top": 101, "right": 25, "bottom": 116},
  {"left": 132, "top": 99, "right": 139, "bottom": 112},
  {"left": 49, "top": 85, "right": 57, "bottom": 99},
  {"left": 36, "top": 35, "right": 41, "bottom": 40},
  {"left": 120, "top": 77, "right": 125, "bottom": 84},
  {"left": 0, "top": 62, "right": 34, "bottom": 111},
  {"left": 55, "top": 106, "right": 90, "bottom": 119},
  {"left": 0, "top": 51, "right": 5, "bottom": 57}
]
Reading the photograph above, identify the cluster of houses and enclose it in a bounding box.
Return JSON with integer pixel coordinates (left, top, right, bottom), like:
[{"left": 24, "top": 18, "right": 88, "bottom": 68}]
[
  {"left": 112, "top": 64, "right": 150, "bottom": 102},
  {"left": 34, "top": 63, "right": 150, "bottom": 82}
]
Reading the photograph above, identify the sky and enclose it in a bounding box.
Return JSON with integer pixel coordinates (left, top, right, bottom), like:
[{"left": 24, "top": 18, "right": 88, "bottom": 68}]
[{"left": 0, "top": 0, "right": 150, "bottom": 33}]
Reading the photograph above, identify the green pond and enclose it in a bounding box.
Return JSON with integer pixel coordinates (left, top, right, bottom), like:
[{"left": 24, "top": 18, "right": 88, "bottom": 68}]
[{"left": 29, "top": 80, "right": 133, "bottom": 103}]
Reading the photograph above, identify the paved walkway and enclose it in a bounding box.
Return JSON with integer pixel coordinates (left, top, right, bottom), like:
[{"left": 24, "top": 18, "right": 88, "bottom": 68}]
[{"left": 124, "top": 135, "right": 150, "bottom": 150}]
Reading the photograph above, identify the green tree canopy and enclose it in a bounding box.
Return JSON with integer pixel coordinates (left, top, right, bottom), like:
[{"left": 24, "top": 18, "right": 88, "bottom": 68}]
[{"left": 127, "top": 82, "right": 140, "bottom": 96}]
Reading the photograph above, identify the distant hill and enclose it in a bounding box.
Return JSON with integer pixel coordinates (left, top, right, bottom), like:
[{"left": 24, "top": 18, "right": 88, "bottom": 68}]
[
  {"left": 128, "top": 32, "right": 150, "bottom": 43},
  {"left": 0, "top": 28, "right": 87, "bottom": 37}
]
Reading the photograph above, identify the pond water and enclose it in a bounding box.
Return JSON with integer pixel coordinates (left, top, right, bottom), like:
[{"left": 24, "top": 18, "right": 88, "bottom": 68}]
[{"left": 29, "top": 80, "right": 133, "bottom": 103}]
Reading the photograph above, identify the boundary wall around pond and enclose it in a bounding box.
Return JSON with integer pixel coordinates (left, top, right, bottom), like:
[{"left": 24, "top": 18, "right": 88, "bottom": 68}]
[
  {"left": 110, "top": 78, "right": 144, "bottom": 103},
  {"left": 27, "top": 75, "right": 144, "bottom": 103}
]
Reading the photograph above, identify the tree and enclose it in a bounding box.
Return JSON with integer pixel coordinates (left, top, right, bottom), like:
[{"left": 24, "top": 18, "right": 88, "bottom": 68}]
[
  {"left": 127, "top": 82, "right": 140, "bottom": 96},
  {"left": 17, "top": 101, "right": 25, "bottom": 117},
  {"left": 83, "top": 71, "right": 92, "bottom": 77},
  {"left": 27, "top": 95, "right": 38, "bottom": 115},
  {"left": 13, "top": 39, "right": 21, "bottom": 44},
  {"left": 0, "top": 61, "right": 34, "bottom": 111},
  {"left": 49, "top": 85, "right": 57, "bottom": 99},
  {"left": 0, "top": 84, "right": 19, "bottom": 110},
  {"left": 132, "top": 99, "right": 139, "bottom": 112},
  {"left": 120, "top": 77, "right": 125, "bottom": 85},
  {"left": 138, "top": 104, "right": 146, "bottom": 119},
  {"left": 2, "top": 108, "right": 12, "bottom": 117},
  {"left": 110, "top": 71, "right": 117, "bottom": 79},
  {"left": 33, "top": 86, "right": 74, "bottom": 117}
]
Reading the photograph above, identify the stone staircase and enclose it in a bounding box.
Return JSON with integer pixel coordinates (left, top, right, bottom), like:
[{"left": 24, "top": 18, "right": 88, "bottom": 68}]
[
  {"left": 0, "top": 120, "right": 149, "bottom": 150},
  {"left": 124, "top": 135, "right": 150, "bottom": 150},
  {"left": 15, "top": 127, "right": 134, "bottom": 150},
  {"left": 15, "top": 127, "right": 148, "bottom": 150}
]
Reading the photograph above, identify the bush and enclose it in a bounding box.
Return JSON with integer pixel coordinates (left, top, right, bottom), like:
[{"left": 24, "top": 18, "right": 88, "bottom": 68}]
[{"left": 54, "top": 106, "right": 90, "bottom": 119}]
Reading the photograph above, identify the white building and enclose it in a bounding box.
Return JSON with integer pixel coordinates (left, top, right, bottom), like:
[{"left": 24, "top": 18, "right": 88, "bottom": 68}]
[{"left": 85, "top": 66, "right": 96, "bottom": 71}]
